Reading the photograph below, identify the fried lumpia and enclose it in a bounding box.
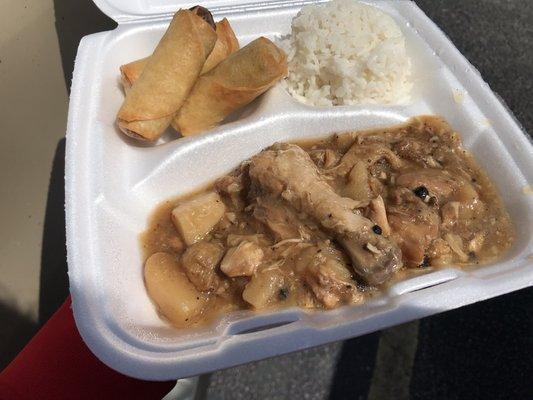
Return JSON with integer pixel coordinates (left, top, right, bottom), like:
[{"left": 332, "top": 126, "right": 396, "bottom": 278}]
[
  {"left": 117, "top": 9, "right": 217, "bottom": 141},
  {"left": 120, "top": 18, "right": 239, "bottom": 93},
  {"left": 173, "top": 37, "right": 287, "bottom": 136},
  {"left": 201, "top": 18, "right": 240, "bottom": 74}
]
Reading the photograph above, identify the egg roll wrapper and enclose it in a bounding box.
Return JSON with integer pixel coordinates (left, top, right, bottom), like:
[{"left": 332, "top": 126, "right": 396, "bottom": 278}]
[
  {"left": 173, "top": 37, "right": 287, "bottom": 136},
  {"left": 201, "top": 18, "right": 240, "bottom": 74},
  {"left": 117, "top": 9, "right": 217, "bottom": 141},
  {"left": 120, "top": 58, "right": 147, "bottom": 93},
  {"left": 120, "top": 19, "right": 239, "bottom": 93}
]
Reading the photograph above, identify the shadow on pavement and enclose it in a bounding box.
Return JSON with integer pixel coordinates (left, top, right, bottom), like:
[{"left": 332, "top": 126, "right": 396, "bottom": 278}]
[
  {"left": 38, "top": 139, "right": 69, "bottom": 325},
  {"left": 328, "top": 332, "right": 381, "bottom": 400},
  {"left": 53, "top": 0, "right": 116, "bottom": 90},
  {"left": 0, "top": 299, "right": 38, "bottom": 370},
  {"left": 1, "top": 139, "right": 69, "bottom": 369},
  {"left": 410, "top": 288, "right": 533, "bottom": 400}
]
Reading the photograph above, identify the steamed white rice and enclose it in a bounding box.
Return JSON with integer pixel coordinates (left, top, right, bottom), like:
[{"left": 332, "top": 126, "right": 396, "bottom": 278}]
[{"left": 279, "top": 0, "right": 412, "bottom": 106}]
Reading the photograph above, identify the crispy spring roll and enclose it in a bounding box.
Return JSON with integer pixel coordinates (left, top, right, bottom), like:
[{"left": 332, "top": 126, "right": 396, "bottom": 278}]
[
  {"left": 120, "top": 18, "right": 239, "bottom": 93},
  {"left": 120, "top": 58, "right": 147, "bottom": 93},
  {"left": 117, "top": 9, "right": 217, "bottom": 141},
  {"left": 201, "top": 18, "right": 240, "bottom": 74},
  {"left": 172, "top": 37, "right": 288, "bottom": 136}
]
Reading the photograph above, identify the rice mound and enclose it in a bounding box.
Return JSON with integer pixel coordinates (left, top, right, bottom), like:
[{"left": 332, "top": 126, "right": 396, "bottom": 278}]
[{"left": 280, "top": 0, "right": 412, "bottom": 106}]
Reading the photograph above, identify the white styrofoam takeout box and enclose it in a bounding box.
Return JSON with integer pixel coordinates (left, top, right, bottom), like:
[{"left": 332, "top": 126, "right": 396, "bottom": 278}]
[{"left": 65, "top": 0, "right": 533, "bottom": 380}]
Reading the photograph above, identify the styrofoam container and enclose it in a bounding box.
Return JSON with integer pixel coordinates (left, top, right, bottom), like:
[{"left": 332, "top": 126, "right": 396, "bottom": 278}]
[{"left": 65, "top": 0, "right": 533, "bottom": 380}]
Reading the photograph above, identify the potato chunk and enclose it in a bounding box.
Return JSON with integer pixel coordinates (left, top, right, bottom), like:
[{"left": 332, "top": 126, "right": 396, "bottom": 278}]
[
  {"left": 144, "top": 252, "right": 208, "bottom": 327},
  {"left": 171, "top": 192, "right": 225, "bottom": 245},
  {"left": 242, "top": 269, "right": 284, "bottom": 309}
]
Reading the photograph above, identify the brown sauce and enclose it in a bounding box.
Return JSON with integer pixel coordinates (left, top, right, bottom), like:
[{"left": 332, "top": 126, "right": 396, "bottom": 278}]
[{"left": 141, "top": 116, "right": 515, "bottom": 328}]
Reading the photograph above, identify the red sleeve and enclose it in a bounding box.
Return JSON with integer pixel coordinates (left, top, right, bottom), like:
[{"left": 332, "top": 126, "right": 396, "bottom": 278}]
[{"left": 0, "top": 296, "right": 175, "bottom": 400}]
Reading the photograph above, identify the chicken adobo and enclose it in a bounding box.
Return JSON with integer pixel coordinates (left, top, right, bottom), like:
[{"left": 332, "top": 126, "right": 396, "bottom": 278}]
[{"left": 141, "top": 116, "right": 514, "bottom": 327}]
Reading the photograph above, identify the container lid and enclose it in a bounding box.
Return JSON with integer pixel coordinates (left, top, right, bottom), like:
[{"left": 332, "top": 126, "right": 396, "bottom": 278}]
[{"left": 93, "top": 0, "right": 304, "bottom": 23}]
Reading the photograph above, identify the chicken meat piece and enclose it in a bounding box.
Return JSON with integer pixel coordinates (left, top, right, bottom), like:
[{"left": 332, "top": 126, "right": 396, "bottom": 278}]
[
  {"left": 181, "top": 241, "right": 225, "bottom": 292},
  {"left": 468, "top": 233, "right": 485, "bottom": 254},
  {"left": 392, "top": 138, "right": 441, "bottom": 168},
  {"left": 396, "top": 168, "right": 482, "bottom": 218},
  {"left": 215, "top": 171, "right": 247, "bottom": 210},
  {"left": 387, "top": 188, "right": 440, "bottom": 266},
  {"left": 249, "top": 143, "right": 402, "bottom": 285},
  {"left": 427, "top": 238, "right": 454, "bottom": 266},
  {"left": 310, "top": 148, "right": 340, "bottom": 169},
  {"left": 368, "top": 196, "right": 391, "bottom": 237},
  {"left": 296, "top": 245, "right": 362, "bottom": 308},
  {"left": 220, "top": 240, "right": 264, "bottom": 277},
  {"left": 451, "top": 179, "right": 483, "bottom": 217},
  {"left": 441, "top": 201, "right": 460, "bottom": 229},
  {"left": 252, "top": 196, "right": 326, "bottom": 242},
  {"left": 396, "top": 169, "right": 478, "bottom": 203},
  {"left": 335, "top": 143, "right": 403, "bottom": 176},
  {"left": 226, "top": 233, "right": 271, "bottom": 247},
  {"left": 342, "top": 161, "right": 372, "bottom": 203},
  {"left": 252, "top": 197, "right": 305, "bottom": 240},
  {"left": 444, "top": 233, "right": 469, "bottom": 262}
]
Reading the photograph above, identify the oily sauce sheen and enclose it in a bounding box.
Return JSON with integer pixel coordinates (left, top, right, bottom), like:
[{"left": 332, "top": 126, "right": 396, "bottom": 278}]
[{"left": 141, "top": 116, "right": 514, "bottom": 328}]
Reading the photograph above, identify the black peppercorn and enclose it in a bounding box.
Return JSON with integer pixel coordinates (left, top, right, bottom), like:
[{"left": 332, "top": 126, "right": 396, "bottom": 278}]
[
  {"left": 278, "top": 288, "right": 289, "bottom": 300},
  {"left": 372, "top": 225, "right": 382, "bottom": 235},
  {"left": 413, "top": 186, "right": 429, "bottom": 199},
  {"left": 419, "top": 255, "right": 430, "bottom": 268}
]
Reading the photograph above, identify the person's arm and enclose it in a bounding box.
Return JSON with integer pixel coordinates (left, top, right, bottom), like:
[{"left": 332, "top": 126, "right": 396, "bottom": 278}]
[{"left": 0, "top": 296, "right": 175, "bottom": 400}]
